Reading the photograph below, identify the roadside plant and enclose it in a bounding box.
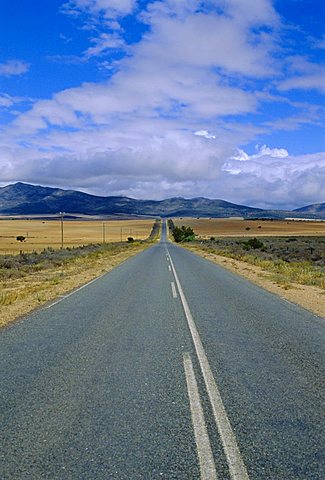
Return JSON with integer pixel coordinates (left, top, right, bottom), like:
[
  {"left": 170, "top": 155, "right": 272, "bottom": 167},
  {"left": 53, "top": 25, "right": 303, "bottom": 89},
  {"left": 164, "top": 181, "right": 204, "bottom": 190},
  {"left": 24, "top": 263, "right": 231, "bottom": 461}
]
[
  {"left": 243, "top": 238, "right": 265, "bottom": 250},
  {"left": 172, "top": 225, "right": 195, "bottom": 243}
]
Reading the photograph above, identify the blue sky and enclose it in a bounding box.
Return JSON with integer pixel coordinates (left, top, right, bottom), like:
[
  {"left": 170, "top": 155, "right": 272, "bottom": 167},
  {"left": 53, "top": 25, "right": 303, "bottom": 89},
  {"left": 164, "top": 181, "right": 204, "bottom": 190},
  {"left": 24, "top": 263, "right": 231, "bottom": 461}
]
[{"left": 0, "top": 0, "right": 324, "bottom": 209}]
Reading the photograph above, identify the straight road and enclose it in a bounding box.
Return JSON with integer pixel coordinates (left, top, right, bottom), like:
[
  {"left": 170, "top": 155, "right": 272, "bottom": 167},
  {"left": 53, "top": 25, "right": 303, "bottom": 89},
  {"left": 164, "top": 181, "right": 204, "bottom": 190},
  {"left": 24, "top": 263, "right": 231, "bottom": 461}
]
[{"left": 1, "top": 221, "right": 324, "bottom": 479}]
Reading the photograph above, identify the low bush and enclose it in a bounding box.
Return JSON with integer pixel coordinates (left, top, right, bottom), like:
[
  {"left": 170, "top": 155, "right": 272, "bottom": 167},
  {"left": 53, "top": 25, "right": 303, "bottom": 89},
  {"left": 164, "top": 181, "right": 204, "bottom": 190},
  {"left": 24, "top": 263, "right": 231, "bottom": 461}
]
[
  {"left": 172, "top": 225, "right": 195, "bottom": 243},
  {"left": 243, "top": 238, "right": 265, "bottom": 250}
]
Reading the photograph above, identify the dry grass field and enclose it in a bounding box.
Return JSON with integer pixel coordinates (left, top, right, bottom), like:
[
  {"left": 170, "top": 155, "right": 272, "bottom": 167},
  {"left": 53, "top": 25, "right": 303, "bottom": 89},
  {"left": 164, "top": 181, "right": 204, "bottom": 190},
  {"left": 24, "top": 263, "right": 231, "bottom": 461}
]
[
  {"left": 0, "top": 219, "right": 155, "bottom": 254},
  {"left": 173, "top": 217, "right": 325, "bottom": 237}
]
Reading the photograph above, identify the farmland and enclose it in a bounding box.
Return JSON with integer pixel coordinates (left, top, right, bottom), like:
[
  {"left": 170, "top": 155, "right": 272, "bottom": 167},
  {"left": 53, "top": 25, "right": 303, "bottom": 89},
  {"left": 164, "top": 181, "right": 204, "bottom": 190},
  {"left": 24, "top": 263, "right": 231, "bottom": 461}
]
[
  {"left": 172, "top": 217, "right": 325, "bottom": 237},
  {"left": 0, "top": 219, "right": 155, "bottom": 254}
]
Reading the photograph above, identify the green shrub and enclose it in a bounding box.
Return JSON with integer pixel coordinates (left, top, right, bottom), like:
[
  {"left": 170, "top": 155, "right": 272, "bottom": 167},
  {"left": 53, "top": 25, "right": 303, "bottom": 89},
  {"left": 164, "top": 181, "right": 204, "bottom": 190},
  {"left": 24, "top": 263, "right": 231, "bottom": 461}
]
[
  {"left": 172, "top": 225, "right": 195, "bottom": 243},
  {"left": 243, "top": 238, "right": 265, "bottom": 250}
]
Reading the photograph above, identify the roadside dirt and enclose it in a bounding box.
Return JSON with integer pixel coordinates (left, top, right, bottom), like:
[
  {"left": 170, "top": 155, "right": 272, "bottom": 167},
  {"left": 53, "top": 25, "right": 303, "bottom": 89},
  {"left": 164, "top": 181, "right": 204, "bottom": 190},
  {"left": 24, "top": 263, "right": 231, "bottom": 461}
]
[{"left": 186, "top": 246, "right": 325, "bottom": 318}]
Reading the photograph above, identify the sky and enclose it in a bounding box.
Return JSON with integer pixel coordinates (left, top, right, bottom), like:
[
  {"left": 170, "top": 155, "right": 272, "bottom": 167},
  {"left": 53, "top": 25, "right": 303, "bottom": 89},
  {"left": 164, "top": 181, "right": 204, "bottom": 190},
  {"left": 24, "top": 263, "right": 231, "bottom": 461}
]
[{"left": 0, "top": 0, "right": 324, "bottom": 209}]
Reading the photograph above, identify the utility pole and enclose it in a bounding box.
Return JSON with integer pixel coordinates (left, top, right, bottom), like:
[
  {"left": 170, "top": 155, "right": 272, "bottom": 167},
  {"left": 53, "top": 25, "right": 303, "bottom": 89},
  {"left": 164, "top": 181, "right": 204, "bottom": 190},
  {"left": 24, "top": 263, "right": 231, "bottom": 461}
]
[
  {"left": 102, "top": 222, "right": 106, "bottom": 243},
  {"left": 120, "top": 227, "right": 123, "bottom": 242},
  {"left": 59, "top": 212, "right": 64, "bottom": 249}
]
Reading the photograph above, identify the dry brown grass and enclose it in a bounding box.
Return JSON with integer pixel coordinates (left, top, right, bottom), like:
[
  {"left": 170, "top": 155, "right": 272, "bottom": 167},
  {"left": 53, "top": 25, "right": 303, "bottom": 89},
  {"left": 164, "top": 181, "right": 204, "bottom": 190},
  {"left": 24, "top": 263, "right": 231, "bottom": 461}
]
[
  {"left": 173, "top": 217, "right": 325, "bottom": 237},
  {"left": 0, "top": 241, "right": 154, "bottom": 328},
  {"left": 0, "top": 219, "right": 154, "bottom": 254}
]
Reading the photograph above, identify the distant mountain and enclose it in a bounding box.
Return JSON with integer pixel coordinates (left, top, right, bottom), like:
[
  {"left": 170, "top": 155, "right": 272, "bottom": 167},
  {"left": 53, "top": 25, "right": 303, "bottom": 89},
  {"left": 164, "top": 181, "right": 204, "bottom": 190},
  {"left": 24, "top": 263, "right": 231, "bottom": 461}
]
[
  {"left": 293, "top": 203, "right": 325, "bottom": 215},
  {"left": 0, "top": 182, "right": 324, "bottom": 219}
]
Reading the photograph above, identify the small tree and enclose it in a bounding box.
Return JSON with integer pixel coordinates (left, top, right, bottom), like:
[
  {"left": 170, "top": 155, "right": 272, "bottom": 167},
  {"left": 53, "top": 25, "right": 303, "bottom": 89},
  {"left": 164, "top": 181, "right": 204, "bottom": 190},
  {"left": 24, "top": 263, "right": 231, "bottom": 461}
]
[
  {"left": 16, "top": 235, "right": 26, "bottom": 242},
  {"left": 172, "top": 226, "right": 184, "bottom": 242},
  {"left": 172, "top": 225, "right": 195, "bottom": 243}
]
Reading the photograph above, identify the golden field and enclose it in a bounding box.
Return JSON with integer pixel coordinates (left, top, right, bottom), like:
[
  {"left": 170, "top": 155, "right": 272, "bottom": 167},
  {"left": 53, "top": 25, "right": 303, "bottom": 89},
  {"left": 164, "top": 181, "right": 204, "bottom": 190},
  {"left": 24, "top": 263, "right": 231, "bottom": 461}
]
[
  {"left": 173, "top": 218, "right": 325, "bottom": 237},
  {"left": 0, "top": 219, "right": 155, "bottom": 254}
]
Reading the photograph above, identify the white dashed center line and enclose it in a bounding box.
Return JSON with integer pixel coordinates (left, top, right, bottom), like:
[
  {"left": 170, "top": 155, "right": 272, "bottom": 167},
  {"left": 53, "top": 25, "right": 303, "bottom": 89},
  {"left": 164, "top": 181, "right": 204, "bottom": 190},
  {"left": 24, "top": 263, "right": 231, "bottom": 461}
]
[
  {"left": 167, "top": 248, "right": 249, "bottom": 480},
  {"left": 183, "top": 352, "right": 218, "bottom": 480},
  {"left": 171, "top": 281, "right": 177, "bottom": 298}
]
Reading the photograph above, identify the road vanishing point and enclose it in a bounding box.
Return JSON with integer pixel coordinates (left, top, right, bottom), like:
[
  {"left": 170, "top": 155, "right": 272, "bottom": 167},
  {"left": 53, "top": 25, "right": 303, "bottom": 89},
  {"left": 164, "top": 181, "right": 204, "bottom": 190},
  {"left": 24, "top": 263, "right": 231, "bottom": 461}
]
[{"left": 1, "top": 221, "right": 324, "bottom": 479}]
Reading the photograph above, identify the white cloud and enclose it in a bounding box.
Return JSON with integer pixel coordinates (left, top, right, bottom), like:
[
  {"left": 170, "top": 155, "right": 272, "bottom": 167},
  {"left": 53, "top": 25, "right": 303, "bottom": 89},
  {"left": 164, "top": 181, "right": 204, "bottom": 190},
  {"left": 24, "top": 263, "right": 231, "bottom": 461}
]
[
  {"left": 0, "top": 93, "right": 32, "bottom": 111},
  {"left": 219, "top": 0, "right": 280, "bottom": 26},
  {"left": 62, "top": 0, "right": 138, "bottom": 21},
  {"left": 83, "top": 32, "right": 125, "bottom": 57},
  {"left": 0, "top": 60, "right": 30, "bottom": 77},
  {"left": 195, "top": 130, "right": 216, "bottom": 139},
  {"left": 278, "top": 73, "right": 325, "bottom": 94},
  {"left": 139, "top": 10, "right": 277, "bottom": 77},
  {"left": 253, "top": 144, "right": 289, "bottom": 158},
  {"left": 278, "top": 56, "right": 325, "bottom": 94},
  {"left": 229, "top": 145, "right": 289, "bottom": 162},
  {"left": 221, "top": 150, "right": 325, "bottom": 209},
  {"left": 0, "top": 94, "right": 17, "bottom": 108}
]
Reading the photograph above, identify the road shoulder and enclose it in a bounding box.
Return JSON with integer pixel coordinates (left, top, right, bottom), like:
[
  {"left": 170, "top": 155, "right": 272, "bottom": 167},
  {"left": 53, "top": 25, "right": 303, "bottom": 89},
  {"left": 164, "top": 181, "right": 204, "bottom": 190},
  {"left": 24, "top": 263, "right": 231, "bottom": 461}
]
[
  {"left": 0, "top": 243, "right": 151, "bottom": 328},
  {"left": 183, "top": 245, "right": 325, "bottom": 318}
]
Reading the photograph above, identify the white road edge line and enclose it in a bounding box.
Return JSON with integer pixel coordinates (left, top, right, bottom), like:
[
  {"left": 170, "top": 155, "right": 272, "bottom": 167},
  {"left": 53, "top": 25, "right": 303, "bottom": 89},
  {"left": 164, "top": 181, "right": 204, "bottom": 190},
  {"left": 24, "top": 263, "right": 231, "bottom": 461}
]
[
  {"left": 183, "top": 352, "right": 218, "bottom": 480},
  {"left": 167, "top": 250, "right": 249, "bottom": 480},
  {"left": 45, "top": 272, "right": 108, "bottom": 309},
  {"left": 171, "top": 281, "right": 177, "bottom": 298}
]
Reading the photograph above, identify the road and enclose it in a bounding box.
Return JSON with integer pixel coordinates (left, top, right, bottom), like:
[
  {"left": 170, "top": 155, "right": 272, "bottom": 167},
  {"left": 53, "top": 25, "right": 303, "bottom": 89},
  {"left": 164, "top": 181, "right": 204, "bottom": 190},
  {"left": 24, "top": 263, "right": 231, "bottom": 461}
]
[{"left": 1, "top": 221, "right": 324, "bottom": 479}]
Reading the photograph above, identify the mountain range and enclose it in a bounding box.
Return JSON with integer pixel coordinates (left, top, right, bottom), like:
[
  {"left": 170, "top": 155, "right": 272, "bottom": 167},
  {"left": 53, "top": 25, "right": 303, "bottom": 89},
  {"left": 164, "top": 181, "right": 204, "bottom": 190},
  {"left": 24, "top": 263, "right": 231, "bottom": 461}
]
[{"left": 0, "top": 182, "right": 324, "bottom": 219}]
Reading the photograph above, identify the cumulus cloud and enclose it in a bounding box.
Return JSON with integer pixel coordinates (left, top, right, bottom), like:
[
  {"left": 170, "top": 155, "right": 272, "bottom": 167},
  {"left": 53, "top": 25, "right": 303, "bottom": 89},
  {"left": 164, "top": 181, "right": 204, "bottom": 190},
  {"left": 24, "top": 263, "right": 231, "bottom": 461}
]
[
  {"left": 221, "top": 150, "right": 325, "bottom": 209},
  {"left": 0, "top": 60, "right": 30, "bottom": 77},
  {"left": 231, "top": 145, "right": 289, "bottom": 161}
]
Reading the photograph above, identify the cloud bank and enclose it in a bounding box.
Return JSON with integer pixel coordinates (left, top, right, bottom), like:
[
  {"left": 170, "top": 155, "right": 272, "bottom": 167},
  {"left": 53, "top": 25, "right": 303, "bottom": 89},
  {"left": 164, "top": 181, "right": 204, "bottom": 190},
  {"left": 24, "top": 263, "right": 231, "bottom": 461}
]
[{"left": 0, "top": 0, "right": 324, "bottom": 209}]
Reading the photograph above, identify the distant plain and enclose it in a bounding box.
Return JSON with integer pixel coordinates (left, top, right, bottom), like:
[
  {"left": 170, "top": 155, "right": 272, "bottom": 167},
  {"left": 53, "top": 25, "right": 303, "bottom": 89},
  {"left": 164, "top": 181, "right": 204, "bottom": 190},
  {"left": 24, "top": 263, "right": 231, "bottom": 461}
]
[
  {"left": 0, "top": 219, "right": 155, "bottom": 254},
  {"left": 173, "top": 218, "right": 325, "bottom": 237}
]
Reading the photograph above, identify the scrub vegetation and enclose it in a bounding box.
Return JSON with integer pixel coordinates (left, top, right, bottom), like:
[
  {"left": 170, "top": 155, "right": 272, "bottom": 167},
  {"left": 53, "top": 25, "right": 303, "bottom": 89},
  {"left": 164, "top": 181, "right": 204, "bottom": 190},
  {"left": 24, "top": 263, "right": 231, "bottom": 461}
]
[{"left": 186, "top": 236, "right": 325, "bottom": 289}]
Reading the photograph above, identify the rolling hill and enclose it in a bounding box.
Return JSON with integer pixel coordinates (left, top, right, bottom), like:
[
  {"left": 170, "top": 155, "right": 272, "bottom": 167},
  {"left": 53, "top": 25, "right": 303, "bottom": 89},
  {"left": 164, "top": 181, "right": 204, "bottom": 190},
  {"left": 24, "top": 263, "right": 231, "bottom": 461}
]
[{"left": 0, "top": 182, "right": 324, "bottom": 219}]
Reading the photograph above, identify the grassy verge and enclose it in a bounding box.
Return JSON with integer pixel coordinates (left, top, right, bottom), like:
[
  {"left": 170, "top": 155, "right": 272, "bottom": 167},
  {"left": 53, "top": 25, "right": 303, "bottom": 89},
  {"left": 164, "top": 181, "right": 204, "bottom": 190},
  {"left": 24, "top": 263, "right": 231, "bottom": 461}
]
[
  {"left": 0, "top": 223, "right": 160, "bottom": 328},
  {"left": 185, "top": 236, "right": 325, "bottom": 289}
]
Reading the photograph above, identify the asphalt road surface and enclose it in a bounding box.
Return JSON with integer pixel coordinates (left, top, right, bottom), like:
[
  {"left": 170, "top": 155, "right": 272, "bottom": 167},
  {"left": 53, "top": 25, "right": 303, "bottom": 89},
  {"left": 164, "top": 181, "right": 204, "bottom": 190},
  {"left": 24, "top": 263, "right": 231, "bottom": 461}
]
[{"left": 1, "top": 221, "right": 324, "bottom": 479}]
